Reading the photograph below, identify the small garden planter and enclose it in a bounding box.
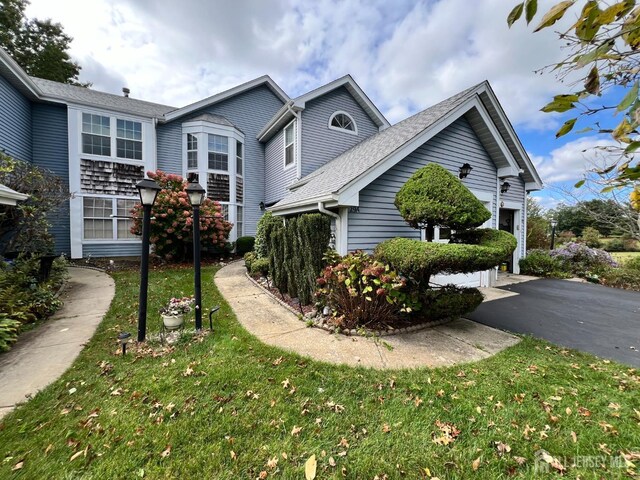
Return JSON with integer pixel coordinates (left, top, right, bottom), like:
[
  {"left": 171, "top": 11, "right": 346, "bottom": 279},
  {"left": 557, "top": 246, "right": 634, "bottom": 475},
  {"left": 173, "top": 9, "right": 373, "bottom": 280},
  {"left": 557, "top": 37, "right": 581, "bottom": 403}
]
[{"left": 161, "top": 313, "right": 185, "bottom": 330}]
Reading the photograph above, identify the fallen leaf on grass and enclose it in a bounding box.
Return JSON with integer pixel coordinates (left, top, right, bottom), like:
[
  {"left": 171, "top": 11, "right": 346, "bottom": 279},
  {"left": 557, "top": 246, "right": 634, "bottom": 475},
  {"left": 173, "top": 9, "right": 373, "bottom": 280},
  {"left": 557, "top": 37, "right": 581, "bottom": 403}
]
[
  {"left": 230, "top": 450, "right": 237, "bottom": 460},
  {"left": 44, "top": 444, "right": 53, "bottom": 455},
  {"left": 267, "top": 456, "right": 278, "bottom": 469},
  {"left": 571, "top": 431, "right": 577, "bottom": 443},
  {"left": 110, "top": 388, "right": 122, "bottom": 396},
  {"left": 272, "top": 356, "right": 284, "bottom": 366},
  {"left": 537, "top": 450, "right": 565, "bottom": 473},
  {"left": 472, "top": 457, "right": 481, "bottom": 471},
  {"left": 495, "top": 441, "right": 511, "bottom": 455},
  {"left": 329, "top": 456, "right": 336, "bottom": 467},
  {"left": 291, "top": 425, "right": 302, "bottom": 436},
  {"left": 305, "top": 454, "right": 317, "bottom": 480},
  {"left": 12, "top": 461, "right": 24, "bottom": 471},
  {"left": 258, "top": 471, "right": 268, "bottom": 479},
  {"left": 513, "top": 456, "right": 526, "bottom": 465},
  {"left": 382, "top": 423, "right": 391, "bottom": 433},
  {"left": 160, "top": 445, "right": 171, "bottom": 458}
]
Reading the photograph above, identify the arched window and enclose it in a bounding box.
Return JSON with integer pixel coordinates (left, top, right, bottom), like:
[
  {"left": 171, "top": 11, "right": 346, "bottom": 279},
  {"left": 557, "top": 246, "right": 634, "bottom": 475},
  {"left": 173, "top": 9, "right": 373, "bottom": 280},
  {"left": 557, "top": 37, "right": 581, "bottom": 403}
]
[{"left": 328, "top": 111, "right": 357, "bottom": 135}]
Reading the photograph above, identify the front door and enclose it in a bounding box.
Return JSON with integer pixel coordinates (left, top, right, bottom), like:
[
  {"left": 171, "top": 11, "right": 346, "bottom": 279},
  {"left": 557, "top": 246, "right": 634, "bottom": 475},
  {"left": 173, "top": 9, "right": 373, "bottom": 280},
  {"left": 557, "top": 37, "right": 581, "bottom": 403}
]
[{"left": 499, "top": 209, "right": 515, "bottom": 273}]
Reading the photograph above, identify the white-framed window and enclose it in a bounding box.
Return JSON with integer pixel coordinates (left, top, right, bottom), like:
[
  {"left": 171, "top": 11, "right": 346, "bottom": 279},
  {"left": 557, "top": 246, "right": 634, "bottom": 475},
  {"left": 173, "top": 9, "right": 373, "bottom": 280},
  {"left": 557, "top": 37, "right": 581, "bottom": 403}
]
[
  {"left": 82, "top": 196, "right": 137, "bottom": 241},
  {"left": 219, "top": 203, "right": 229, "bottom": 221},
  {"left": 82, "top": 113, "right": 111, "bottom": 156},
  {"left": 236, "top": 205, "right": 243, "bottom": 236},
  {"left": 284, "top": 120, "right": 295, "bottom": 168},
  {"left": 236, "top": 140, "right": 243, "bottom": 176},
  {"left": 328, "top": 111, "right": 357, "bottom": 135},
  {"left": 187, "top": 133, "right": 198, "bottom": 169},
  {"left": 421, "top": 226, "right": 452, "bottom": 243},
  {"left": 116, "top": 119, "right": 142, "bottom": 160},
  {"left": 208, "top": 134, "right": 228, "bottom": 171}
]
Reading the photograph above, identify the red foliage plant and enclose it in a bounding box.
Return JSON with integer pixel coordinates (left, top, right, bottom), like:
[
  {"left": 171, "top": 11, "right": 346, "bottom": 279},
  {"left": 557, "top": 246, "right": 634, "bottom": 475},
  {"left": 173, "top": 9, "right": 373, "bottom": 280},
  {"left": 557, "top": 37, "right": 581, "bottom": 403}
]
[{"left": 130, "top": 170, "right": 232, "bottom": 261}]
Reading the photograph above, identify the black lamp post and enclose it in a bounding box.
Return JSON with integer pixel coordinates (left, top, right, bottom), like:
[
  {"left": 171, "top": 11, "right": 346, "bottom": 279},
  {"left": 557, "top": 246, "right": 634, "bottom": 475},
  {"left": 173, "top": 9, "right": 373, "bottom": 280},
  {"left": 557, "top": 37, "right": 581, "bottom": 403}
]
[
  {"left": 186, "top": 181, "right": 206, "bottom": 331},
  {"left": 550, "top": 219, "right": 558, "bottom": 250},
  {"left": 136, "top": 178, "right": 161, "bottom": 342}
]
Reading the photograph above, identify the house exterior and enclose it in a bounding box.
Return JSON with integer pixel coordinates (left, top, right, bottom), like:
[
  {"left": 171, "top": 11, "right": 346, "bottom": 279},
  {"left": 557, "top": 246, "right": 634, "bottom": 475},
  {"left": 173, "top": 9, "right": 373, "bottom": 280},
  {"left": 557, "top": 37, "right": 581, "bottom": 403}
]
[{"left": 0, "top": 47, "right": 542, "bottom": 286}]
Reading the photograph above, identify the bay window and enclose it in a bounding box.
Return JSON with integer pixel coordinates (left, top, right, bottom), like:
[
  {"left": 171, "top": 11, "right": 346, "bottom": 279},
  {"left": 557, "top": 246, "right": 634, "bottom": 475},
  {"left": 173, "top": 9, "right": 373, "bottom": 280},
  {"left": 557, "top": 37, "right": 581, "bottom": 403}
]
[{"left": 208, "top": 134, "right": 228, "bottom": 170}]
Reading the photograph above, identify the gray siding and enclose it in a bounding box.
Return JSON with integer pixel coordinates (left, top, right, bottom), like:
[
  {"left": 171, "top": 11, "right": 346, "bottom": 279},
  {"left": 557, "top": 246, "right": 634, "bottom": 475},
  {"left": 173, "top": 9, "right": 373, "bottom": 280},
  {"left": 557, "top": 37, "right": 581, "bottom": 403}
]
[
  {"left": 83, "top": 243, "right": 141, "bottom": 257},
  {"left": 501, "top": 175, "right": 526, "bottom": 258},
  {"left": 156, "top": 121, "right": 182, "bottom": 174},
  {"left": 0, "top": 75, "right": 31, "bottom": 161},
  {"left": 160, "top": 85, "right": 284, "bottom": 235},
  {"left": 265, "top": 128, "right": 297, "bottom": 204},
  {"left": 348, "top": 117, "right": 498, "bottom": 252},
  {"left": 301, "top": 86, "right": 379, "bottom": 177},
  {"left": 32, "top": 103, "right": 70, "bottom": 255}
]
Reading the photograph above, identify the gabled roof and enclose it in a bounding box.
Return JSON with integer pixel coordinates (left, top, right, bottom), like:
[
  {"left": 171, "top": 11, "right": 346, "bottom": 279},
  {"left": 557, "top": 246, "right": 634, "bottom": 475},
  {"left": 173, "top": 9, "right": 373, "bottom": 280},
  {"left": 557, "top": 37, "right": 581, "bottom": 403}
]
[
  {"left": 257, "top": 75, "right": 391, "bottom": 142},
  {"left": 32, "top": 77, "right": 175, "bottom": 118},
  {"left": 163, "top": 75, "right": 289, "bottom": 122},
  {"left": 272, "top": 81, "right": 542, "bottom": 212}
]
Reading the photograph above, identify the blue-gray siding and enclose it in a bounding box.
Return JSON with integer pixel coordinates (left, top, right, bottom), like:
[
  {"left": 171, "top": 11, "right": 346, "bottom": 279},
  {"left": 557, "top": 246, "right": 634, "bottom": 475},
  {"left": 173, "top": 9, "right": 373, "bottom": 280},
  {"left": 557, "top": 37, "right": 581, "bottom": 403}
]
[
  {"left": 159, "top": 85, "right": 284, "bottom": 235},
  {"left": 83, "top": 243, "right": 141, "bottom": 257},
  {"left": 348, "top": 117, "right": 498, "bottom": 252},
  {"left": 156, "top": 121, "right": 182, "bottom": 174},
  {"left": 301, "top": 86, "right": 379, "bottom": 177},
  {"left": 32, "top": 103, "right": 70, "bottom": 255},
  {"left": 0, "top": 75, "right": 31, "bottom": 161},
  {"left": 265, "top": 128, "right": 297, "bottom": 204}
]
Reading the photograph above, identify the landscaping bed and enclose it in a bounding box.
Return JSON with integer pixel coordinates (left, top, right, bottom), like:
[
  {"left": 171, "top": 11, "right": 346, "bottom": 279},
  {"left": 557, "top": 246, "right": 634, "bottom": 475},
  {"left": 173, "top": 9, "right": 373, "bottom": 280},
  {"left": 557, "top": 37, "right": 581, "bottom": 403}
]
[{"left": 0, "top": 266, "right": 638, "bottom": 479}]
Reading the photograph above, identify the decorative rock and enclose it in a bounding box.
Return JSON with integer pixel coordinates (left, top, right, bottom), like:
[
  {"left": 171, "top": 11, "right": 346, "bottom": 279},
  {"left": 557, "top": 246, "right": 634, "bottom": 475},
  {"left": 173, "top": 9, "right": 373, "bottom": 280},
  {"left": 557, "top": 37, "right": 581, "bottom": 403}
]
[{"left": 322, "top": 306, "right": 331, "bottom": 316}]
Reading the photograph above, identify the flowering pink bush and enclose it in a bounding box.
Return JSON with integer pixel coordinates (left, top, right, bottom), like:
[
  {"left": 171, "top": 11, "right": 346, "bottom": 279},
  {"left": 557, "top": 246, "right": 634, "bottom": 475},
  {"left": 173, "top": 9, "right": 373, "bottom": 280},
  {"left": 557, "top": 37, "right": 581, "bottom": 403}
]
[{"left": 130, "top": 170, "right": 232, "bottom": 261}]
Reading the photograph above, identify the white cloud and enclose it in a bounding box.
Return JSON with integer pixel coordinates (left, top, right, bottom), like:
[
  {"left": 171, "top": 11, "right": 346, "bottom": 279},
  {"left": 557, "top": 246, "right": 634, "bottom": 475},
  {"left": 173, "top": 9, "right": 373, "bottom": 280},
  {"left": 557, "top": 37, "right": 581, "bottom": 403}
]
[
  {"left": 529, "top": 137, "right": 622, "bottom": 184},
  {"left": 25, "top": 0, "right": 579, "bottom": 132}
]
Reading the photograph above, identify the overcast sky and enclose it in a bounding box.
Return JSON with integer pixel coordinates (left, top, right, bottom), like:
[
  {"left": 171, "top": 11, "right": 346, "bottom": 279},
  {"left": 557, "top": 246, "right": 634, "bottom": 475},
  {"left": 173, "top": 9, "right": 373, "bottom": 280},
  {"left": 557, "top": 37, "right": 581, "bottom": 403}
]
[{"left": 26, "top": 0, "right": 620, "bottom": 209}]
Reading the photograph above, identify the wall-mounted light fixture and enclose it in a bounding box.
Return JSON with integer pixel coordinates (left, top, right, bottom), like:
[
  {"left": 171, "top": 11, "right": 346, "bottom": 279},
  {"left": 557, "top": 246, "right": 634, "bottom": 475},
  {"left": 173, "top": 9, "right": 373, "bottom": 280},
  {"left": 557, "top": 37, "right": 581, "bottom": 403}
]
[
  {"left": 259, "top": 201, "right": 266, "bottom": 211},
  {"left": 459, "top": 163, "right": 472, "bottom": 179},
  {"left": 500, "top": 181, "right": 511, "bottom": 194}
]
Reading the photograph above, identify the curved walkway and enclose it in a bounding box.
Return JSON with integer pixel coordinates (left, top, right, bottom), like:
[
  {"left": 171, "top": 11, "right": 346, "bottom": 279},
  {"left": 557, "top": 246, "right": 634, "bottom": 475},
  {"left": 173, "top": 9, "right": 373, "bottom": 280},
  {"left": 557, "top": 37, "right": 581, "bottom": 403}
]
[
  {"left": 0, "top": 267, "right": 115, "bottom": 418},
  {"left": 215, "top": 261, "right": 519, "bottom": 369}
]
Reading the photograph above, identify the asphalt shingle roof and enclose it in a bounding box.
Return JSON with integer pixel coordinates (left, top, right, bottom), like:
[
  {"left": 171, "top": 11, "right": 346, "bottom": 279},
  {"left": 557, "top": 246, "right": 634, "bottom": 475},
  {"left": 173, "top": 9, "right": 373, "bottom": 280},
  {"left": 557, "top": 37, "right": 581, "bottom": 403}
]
[
  {"left": 31, "top": 77, "right": 175, "bottom": 118},
  {"left": 188, "top": 113, "right": 236, "bottom": 129},
  {"left": 274, "top": 82, "right": 483, "bottom": 209}
]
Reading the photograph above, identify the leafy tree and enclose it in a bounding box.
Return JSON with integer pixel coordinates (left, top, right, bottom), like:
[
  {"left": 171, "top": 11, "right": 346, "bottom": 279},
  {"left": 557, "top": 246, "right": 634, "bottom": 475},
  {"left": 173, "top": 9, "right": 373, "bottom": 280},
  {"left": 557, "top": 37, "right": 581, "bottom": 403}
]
[
  {"left": 507, "top": 0, "right": 640, "bottom": 191},
  {"left": 526, "top": 197, "right": 551, "bottom": 249},
  {"left": 0, "top": 153, "right": 68, "bottom": 254},
  {"left": 0, "top": 0, "right": 85, "bottom": 85}
]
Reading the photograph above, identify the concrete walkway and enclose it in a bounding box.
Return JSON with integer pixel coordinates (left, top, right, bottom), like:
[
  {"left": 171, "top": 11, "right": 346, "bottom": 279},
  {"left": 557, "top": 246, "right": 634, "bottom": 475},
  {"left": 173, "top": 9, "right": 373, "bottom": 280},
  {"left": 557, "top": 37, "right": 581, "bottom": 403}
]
[
  {"left": 0, "top": 267, "right": 114, "bottom": 418},
  {"left": 215, "top": 261, "right": 519, "bottom": 369}
]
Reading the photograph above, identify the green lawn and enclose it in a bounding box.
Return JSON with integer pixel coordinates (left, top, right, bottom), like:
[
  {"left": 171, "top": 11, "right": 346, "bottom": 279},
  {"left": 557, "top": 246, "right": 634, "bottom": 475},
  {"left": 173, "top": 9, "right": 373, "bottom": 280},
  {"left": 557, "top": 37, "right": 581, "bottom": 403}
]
[
  {"left": 611, "top": 251, "right": 640, "bottom": 264},
  {"left": 0, "top": 266, "right": 638, "bottom": 479}
]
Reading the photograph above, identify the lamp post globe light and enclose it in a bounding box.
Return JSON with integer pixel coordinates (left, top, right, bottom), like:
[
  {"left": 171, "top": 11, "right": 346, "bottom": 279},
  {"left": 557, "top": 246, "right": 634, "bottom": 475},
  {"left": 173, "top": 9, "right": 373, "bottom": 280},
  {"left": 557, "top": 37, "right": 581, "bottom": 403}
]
[
  {"left": 136, "top": 177, "right": 161, "bottom": 342},
  {"left": 550, "top": 218, "right": 558, "bottom": 250},
  {"left": 186, "top": 181, "right": 206, "bottom": 331}
]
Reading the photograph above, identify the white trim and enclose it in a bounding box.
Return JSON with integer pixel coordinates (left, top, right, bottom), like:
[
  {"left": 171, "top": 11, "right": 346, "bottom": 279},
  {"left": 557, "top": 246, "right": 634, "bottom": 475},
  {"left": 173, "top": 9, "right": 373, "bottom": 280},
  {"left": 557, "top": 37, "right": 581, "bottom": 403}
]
[
  {"left": 182, "top": 120, "right": 245, "bottom": 140},
  {"left": 295, "top": 109, "right": 302, "bottom": 180},
  {"left": 283, "top": 119, "right": 296, "bottom": 171},
  {"left": 497, "top": 166, "right": 520, "bottom": 178},
  {"left": 501, "top": 200, "right": 522, "bottom": 210},
  {"left": 525, "top": 182, "right": 542, "bottom": 192},
  {"left": 328, "top": 111, "right": 358, "bottom": 136},
  {"left": 523, "top": 193, "right": 528, "bottom": 255},
  {"left": 0, "top": 185, "right": 28, "bottom": 205},
  {"left": 472, "top": 97, "right": 521, "bottom": 174},
  {"left": 498, "top": 202, "right": 523, "bottom": 274},
  {"left": 0, "top": 48, "right": 42, "bottom": 99},
  {"left": 337, "top": 207, "right": 349, "bottom": 255},
  {"left": 164, "top": 75, "right": 289, "bottom": 122},
  {"left": 468, "top": 189, "right": 493, "bottom": 203}
]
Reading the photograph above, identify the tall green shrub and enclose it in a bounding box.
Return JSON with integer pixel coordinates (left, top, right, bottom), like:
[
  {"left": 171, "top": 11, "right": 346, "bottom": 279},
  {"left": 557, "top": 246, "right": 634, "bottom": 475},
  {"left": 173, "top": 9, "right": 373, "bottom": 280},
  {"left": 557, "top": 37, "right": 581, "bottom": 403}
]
[
  {"left": 255, "top": 211, "right": 282, "bottom": 258},
  {"left": 263, "top": 213, "right": 331, "bottom": 304}
]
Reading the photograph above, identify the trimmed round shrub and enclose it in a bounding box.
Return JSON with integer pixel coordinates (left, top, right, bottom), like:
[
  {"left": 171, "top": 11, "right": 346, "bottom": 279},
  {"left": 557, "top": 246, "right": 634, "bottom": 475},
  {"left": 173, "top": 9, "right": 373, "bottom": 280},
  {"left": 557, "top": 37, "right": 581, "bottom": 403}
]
[
  {"left": 244, "top": 251, "right": 256, "bottom": 272},
  {"left": 250, "top": 257, "right": 270, "bottom": 277},
  {"left": 394, "top": 163, "right": 491, "bottom": 232},
  {"left": 580, "top": 226, "right": 601, "bottom": 248},
  {"left": 519, "top": 250, "right": 568, "bottom": 277},
  {"left": 604, "top": 238, "right": 625, "bottom": 252},
  {"left": 236, "top": 236, "right": 255, "bottom": 256},
  {"left": 416, "top": 285, "right": 484, "bottom": 322},
  {"left": 374, "top": 229, "right": 517, "bottom": 284}
]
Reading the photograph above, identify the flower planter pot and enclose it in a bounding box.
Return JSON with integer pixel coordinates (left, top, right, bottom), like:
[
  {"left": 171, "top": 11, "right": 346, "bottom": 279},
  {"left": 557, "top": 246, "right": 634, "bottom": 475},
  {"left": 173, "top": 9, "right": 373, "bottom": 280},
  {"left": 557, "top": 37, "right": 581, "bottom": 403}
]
[{"left": 162, "top": 314, "right": 184, "bottom": 330}]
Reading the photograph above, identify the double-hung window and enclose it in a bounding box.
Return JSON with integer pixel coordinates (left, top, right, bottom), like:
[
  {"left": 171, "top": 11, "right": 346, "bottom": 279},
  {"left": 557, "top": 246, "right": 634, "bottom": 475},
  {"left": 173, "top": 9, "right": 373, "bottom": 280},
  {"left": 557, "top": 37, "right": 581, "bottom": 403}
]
[
  {"left": 187, "top": 133, "right": 198, "bottom": 169},
  {"left": 82, "top": 114, "right": 111, "bottom": 156},
  {"left": 208, "top": 134, "right": 228, "bottom": 170},
  {"left": 284, "top": 121, "right": 295, "bottom": 167},
  {"left": 236, "top": 141, "right": 243, "bottom": 175},
  {"left": 83, "top": 197, "right": 137, "bottom": 240},
  {"left": 116, "top": 119, "right": 142, "bottom": 160}
]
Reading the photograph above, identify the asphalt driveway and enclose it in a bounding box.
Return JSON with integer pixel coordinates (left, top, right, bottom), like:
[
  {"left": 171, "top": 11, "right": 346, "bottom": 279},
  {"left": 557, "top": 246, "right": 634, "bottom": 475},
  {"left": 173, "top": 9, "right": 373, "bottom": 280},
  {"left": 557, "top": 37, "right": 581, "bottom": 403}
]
[{"left": 467, "top": 278, "right": 640, "bottom": 367}]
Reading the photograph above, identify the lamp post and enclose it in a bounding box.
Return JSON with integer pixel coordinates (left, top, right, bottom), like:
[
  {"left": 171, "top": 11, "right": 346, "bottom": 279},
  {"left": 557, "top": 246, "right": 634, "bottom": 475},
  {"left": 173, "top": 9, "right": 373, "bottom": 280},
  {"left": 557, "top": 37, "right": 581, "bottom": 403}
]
[
  {"left": 550, "top": 219, "right": 558, "bottom": 250},
  {"left": 186, "top": 181, "right": 206, "bottom": 331},
  {"left": 136, "top": 178, "right": 161, "bottom": 342}
]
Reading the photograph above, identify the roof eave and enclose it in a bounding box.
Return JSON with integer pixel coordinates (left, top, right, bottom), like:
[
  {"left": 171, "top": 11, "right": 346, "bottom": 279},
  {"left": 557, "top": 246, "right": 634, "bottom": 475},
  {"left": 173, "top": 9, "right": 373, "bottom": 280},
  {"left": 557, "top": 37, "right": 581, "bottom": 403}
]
[{"left": 0, "top": 49, "right": 41, "bottom": 100}]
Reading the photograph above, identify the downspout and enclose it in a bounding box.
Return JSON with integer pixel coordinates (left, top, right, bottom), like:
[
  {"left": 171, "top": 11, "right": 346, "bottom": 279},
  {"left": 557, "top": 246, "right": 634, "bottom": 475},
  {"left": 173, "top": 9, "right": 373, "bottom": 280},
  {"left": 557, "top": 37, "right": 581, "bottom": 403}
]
[{"left": 318, "top": 201, "right": 340, "bottom": 253}]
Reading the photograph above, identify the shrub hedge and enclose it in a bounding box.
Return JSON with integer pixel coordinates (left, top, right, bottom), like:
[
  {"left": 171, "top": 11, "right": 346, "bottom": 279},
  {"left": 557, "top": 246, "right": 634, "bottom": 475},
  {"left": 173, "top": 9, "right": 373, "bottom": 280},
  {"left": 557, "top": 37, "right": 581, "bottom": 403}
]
[
  {"left": 235, "top": 236, "right": 255, "bottom": 256},
  {"left": 254, "top": 212, "right": 282, "bottom": 259},
  {"left": 416, "top": 285, "right": 484, "bottom": 322},
  {"left": 394, "top": 163, "right": 491, "bottom": 233},
  {"left": 266, "top": 213, "right": 331, "bottom": 304},
  {"left": 519, "top": 250, "right": 569, "bottom": 277},
  {"left": 375, "top": 229, "right": 517, "bottom": 284}
]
